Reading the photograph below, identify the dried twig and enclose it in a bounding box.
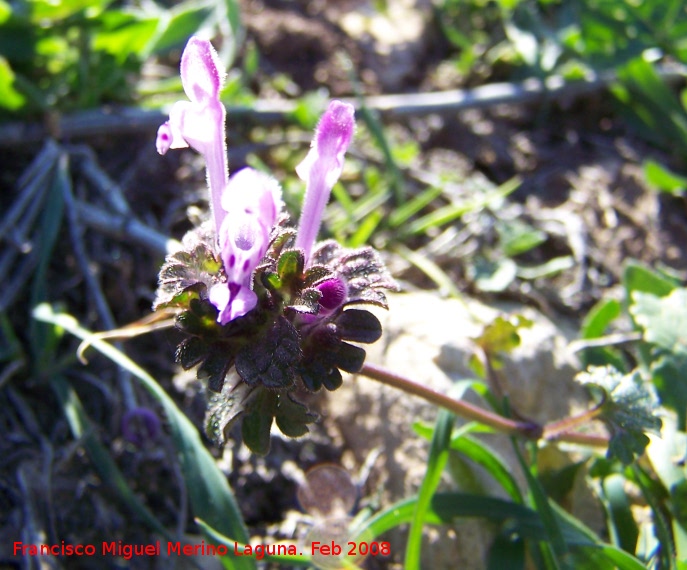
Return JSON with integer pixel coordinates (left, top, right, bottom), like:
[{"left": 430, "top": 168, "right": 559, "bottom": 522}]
[{"left": 2, "top": 65, "right": 684, "bottom": 147}]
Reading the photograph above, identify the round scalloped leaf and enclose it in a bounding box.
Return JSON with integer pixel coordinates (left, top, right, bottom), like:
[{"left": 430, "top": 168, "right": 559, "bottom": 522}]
[
  {"left": 576, "top": 366, "right": 661, "bottom": 465},
  {"left": 205, "top": 377, "right": 257, "bottom": 445},
  {"left": 235, "top": 316, "right": 302, "bottom": 388},
  {"left": 335, "top": 309, "right": 382, "bottom": 343},
  {"left": 175, "top": 336, "right": 208, "bottom": 370},
  {"left": 275, "top": 393, "right": 317, "bottom": 438},
  {"left": 631, "top": 288, "right": 687, "bottom": 356},
  {"left": 334, "top": 342, "right": 366, "bottom": 373},
  {"left": 197, "top": 349, "right": 234, "bottom": 393},
  {"left": 303, "top": 264, "right": 335, "bottom": 287},
  {"left": 241, "top": 390, "right": 277, "bottom": 455}
]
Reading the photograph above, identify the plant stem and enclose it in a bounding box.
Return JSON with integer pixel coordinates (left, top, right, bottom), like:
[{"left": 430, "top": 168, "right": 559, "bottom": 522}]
[
  {"left": 359, "top": 362, "right": 608, "bottom": 448},
  {"left": 541, "top": 402, "right": 605, "bottom": 442},
  {"left": 360, "top": 362, "right": 542, "bottom": 438}
]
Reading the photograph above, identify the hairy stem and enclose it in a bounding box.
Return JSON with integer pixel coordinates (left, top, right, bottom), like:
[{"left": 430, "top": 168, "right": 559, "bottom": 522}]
[
  {"left": 359, "top": 362, "right": 608, "bottom": 448},
  {"left": 360, "top": 362, "right": 542, "bottom": 439}
]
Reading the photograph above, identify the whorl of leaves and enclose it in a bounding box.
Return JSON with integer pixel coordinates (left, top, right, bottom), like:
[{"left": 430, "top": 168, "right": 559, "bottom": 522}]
[{"left": 153, "top": 224, "right": 396, "bottom": 454}]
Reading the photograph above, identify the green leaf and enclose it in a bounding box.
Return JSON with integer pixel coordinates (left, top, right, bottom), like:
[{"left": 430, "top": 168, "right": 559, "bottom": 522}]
[
  {"left": 175, "top": 297, "right": 221, "bottom": 337},
  {"left": 623, "top": 261, "right": 678, "bottom": 298},
  {"left": 0, "top": 312, "right": 22, "bottom": 362},
  {"left": 241, "top": 390, "right": 275, "bottom": 455},
  {"left": 615, "top": 57, "right": 687, "bottom": 154},
  {"left": 205, "top": 377, "right": 257, "bottom": 445},
  {"left": 29, "top": 151, "right": 65, "bottom": 369},
  {"left": 497, "top": 219, "right": 547, "bottom": 257},
  {"left": 29, "top": 0, "right": 111, "bottom": 21},
  {"left": 473, "top": 314, "right": 534, "bottom": 369},
  {"left": 392, "top": 242, "right": 461, "bottom": 298},
  {"left": 274, "top": 393, "right": 316, "bottom": 438},
  {"left": 388, "top": 186, "right": 443, "bottom": 228},
  {"left": 632, "top": 465, "right": 678, "bottom": 569},
  {"left": 631, "top": 288, "right": 687, "bottom": 356},
  {"left": 516, "top": 256, "right": 575, "bottom": 280},
  {"left": 221, "top": 0, "right": 244, "bottom": 66},
  {"left": 413, "top": 424, "right": 523, "bottom": 503},
  {"left": 650, "top": 354, "right": 687, "bottom": 429},
  {"left": 405, "top": 177, "right": 520, "bottom": 236},
  {"left": 598, "top": 474, "right": 638, "bottom": 554},
  {"left": 405, "top": 410, "right": 455, "bottom": 570},
  {"left": 358, "top": 103, "right": 406, "bottom": 205},
  {"left": 148, "top": 1, "right": 214, "bottom": 55},
  {"left": 580, "top": 298, "right": 625, "bottom": 370},
  {"left": 488, "top": 531, "right": 525, "bottom": 570},
  {"left": 277, "top": 248, "right": 305, "bottom": 285},
  {"left": 644, "top": 159, "right": 687, "bottom": 194},
  {"left": 261, "top": 271, "right": 282, "bottom": 292},
  {"left": 582, "top": 299, "right": 622, "bottom": 340},
  {"left": 93, "top": 10, "right": 159, "bottom": 63},
  {"left": 197, "top": 519, "right": 311, "bottom": 566},
  {"left": 514, "top": 443, "right": 571, "bottom": 569},
  {"left": 576, "top": 366, "right": 661, "bottom": 464},
  {"left": 0, "top": 55, "right": 24, "bottom": 110},
  {"left": 347, "top": 209, "right": 383, "bottom": 248},
  {"left": 357, "top": 491, "right": 645, "bottom": 569},
  {"left": 32, "top": 306, "right": 254, "bottom": 569},
  {"left": 646, "top": 417, "right": 687, "bottom": 563}
]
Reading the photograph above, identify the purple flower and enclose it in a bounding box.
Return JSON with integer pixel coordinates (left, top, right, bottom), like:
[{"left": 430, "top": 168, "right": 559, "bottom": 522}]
[
  {"left": 121, "top": 407, "right": 160, "bottom": 447},
  {"left": 315, "top": 277, "right": 348, "bottom": 315},
  {"left": 209, "top": 168, "right": 282, "bottom": 324},
  {"left": 295, "top": 100, "right": 355, "bottom": 265},
  {"left": 156, "top": 37, "right": 228, "bottom": 234}
]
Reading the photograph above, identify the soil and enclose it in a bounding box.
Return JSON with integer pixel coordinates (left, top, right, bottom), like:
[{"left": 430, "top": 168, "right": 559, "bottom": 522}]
[{"left": 2, "top": 0, "right": 687, "bottom": 568}]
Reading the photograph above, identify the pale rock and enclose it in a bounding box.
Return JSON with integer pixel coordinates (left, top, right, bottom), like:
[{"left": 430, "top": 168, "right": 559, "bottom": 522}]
[{"left": 331, "top": 0, "right": 433, "bottom": 91}]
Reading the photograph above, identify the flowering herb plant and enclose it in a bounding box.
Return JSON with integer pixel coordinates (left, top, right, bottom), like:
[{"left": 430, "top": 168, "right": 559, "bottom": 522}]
[{"left": 154, "top": 37, "right": 396, "bottom": 454}]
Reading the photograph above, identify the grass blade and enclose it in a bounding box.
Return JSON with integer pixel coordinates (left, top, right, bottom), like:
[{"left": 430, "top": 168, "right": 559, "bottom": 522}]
[
  {"left": 388, "top": 186, "right": 443, "bottom": 228},
  {"left": 452, "top": 436, "right": 524, "bottom": 503},
  {"left": 413, "top": 423, "right": 522, "bottom": 502},
  {"left": 514, "top": 442, "right": 569, "bottom": 569},
  {"left": 404, "top": 177, "right": 520, "bottom": 236},
  {"left": 33, "top": 304, "right": 255, "bottom": 570},
  {"left": 357, "top": 491, "right": 644, "bottom": 569},
  {"left": 51, "top": 375, "right": 171, "bottom": 539}
]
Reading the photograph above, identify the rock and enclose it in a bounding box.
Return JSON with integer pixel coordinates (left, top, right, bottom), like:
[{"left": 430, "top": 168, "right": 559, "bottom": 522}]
[
  {"left": 323, "top": 291, "right": 596, "bottom": 568},
  {"left": 327, "top": 0, "right": 434, "bottom": 92}
]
